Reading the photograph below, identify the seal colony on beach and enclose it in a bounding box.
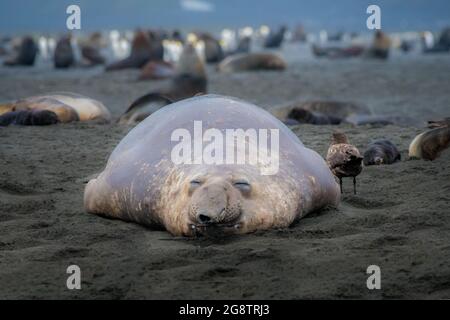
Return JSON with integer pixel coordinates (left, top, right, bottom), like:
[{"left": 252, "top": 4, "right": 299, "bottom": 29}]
[
  {"left": 119, "top": 43, "right": 207, "bottom": 125},
  {"left": 84, "top": 95, "right": 340, "bottom": 237}
]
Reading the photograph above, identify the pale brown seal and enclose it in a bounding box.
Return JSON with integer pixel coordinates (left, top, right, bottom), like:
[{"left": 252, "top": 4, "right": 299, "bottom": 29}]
[
  {"left": 84, "top": 95, "right": 340, "bottom": 237},
  {"left": 409, "top": 122, "right": 450, "bottom": 161},
  {"left": 0, "top": 92, "right": 111, "bottom": 123}
]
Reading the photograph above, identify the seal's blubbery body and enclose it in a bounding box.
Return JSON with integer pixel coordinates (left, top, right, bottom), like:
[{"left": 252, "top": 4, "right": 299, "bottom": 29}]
[{"left": 84, "top": 95, "right": 340, "bottom": 237}]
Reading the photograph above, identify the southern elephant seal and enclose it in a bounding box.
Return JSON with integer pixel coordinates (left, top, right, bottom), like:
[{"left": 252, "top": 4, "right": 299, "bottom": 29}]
[
  {"left": 0, "top": 110, "right": 59, "bottom": 126},
  {"left": 0, "top": 92, "right": 111, "bottom": 124},
  {"left": 271, "top": 100, "right": 370, "bottom": 123},
  {"left": 218, "top": 53, "right": 286, "bottom": 73},
  {"left": 84, "top": 95, "right": 340, "bottom": 237},
  {"left": 409, "top": 119, "right": 450, "bottom": 161},
  {"left": 363, "top": 140, "right": 401, "bottom": 166},
  {"left": 285, "top": 108, "right": 342, "bottom": 125}
]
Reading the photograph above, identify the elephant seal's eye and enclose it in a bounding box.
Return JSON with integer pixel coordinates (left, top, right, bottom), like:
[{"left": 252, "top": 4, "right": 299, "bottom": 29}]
[
  {"left": 189, "top": 179, "right": 202, "bottom": 194},
  {"left": 190, "top": 179, "right": 202, "bottom": 186},
  {"left": 233, "top": 180, "right": 251, "bottom": 193}
]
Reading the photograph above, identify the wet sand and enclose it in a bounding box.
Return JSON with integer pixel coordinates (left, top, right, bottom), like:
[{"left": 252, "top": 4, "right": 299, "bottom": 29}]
[{"left": 1, "top": 48, "right": 450, "bottom": 299}]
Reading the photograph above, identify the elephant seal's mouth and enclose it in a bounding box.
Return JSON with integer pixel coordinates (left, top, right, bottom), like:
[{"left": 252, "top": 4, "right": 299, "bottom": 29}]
[{"left": 190, "top": 222, "right": 242, "bottom": 238}]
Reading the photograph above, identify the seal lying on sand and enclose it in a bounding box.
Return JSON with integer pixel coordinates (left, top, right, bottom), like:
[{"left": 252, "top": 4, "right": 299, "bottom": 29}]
[
  {"left": 363, "top": 140, "right": 401, "bottom": 166},
  {"left": 272, "top": 101, "right": 370, "bottom": 123},
  {"left": 84, "top": 95, "right": 340, "bottom": 237},
  {"left": 0, "top": 110, "right": 59, "bottom": 126},
  {"left": 218, "top": 53, "right": 286, "bottom": 73},
  {"left": 312, "top": 44, "right": 365, "bottom": 59},
  {"left": 409, "top": 118, "right": 450, "bottom": 160},
  {"left": 0, "top": 93, "right": 111, "bottom": 124},
  {"left": 3, "top": 36, "right": 38, "bottom": 66},
  {"left": 119, "top": 43, "right": 207, "bottom": 125},
  {"left": 285, "top": 108, "right": 342, "bottom": 125}
]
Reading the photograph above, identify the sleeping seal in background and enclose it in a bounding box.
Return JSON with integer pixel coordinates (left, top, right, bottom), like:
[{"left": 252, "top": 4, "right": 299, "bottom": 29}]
[
  {"left": 0, "top": 92, "right": 111, "bottom": 124},
  {"left": 363, "top": 140, "right": 401, "bottom": 166},
  {"left": 217, "top": 53, "right": 287, "bottom": 73},
  {"left": 272, "top": 100, "right": 371, "bottom": 123},
  {"left": 285, "top": 108, "right": 342, "bottom": 125},
  {"left": 84, "top": 95, "right": 340, "bottom": 237},
  {"left": 119, "top": 43, "right": 207, "bottom": 125},
  {"left": 0, "top": 110, "right": 59, "bottom": 127}
]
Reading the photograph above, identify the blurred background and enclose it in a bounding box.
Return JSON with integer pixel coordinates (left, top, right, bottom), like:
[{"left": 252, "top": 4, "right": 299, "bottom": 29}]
[{"left": 1, "top": 0, "right": 450, "bottom": 33}]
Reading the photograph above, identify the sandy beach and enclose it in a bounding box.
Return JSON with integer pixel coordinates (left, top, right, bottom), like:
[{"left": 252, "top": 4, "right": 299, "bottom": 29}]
[{"left": 1, "top": 46, "right": 450, "bottom": 299}]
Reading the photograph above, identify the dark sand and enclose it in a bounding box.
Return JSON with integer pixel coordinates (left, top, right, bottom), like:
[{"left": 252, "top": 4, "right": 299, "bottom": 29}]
[{"left": 1, "top": 48, "right": 450, "bottom": 299}]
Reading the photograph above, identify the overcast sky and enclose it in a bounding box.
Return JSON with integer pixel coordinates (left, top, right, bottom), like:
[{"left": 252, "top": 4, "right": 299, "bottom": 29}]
[{"left": 1, "top": 0, "right": 449, "bottom": 34}]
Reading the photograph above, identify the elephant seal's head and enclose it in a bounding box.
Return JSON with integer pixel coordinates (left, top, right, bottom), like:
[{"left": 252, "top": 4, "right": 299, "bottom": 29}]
[{"left": 158, "top": 165, "right": 300, "bottom": 237}]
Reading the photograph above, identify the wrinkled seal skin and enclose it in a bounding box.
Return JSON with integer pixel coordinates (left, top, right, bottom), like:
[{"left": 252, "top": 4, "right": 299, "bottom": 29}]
[
  {"left": 363, "top": 140, "right": 401, "bottom": 166},
  {"left": 84, "top": 95, "right": 340, "bottom": 237}
]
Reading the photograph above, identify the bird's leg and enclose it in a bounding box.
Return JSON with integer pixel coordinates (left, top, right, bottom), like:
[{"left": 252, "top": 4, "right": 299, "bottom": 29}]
[
  {"left": 353, "top": 177, "right": 357, "bottom": 195},
  {"left": 339, "top": 178, "right": 343, "bottom": 194}
]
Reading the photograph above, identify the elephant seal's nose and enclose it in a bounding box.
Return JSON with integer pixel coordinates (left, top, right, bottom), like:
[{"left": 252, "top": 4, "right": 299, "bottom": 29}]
[{"left": 197, "top": 213, "right": 212, "bottom": 224}]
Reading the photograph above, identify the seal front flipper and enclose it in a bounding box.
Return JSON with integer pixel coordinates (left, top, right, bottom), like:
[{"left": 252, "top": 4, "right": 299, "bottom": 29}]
[{"left": 118, "top": 93, "right": 173, "bottom": 125}]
